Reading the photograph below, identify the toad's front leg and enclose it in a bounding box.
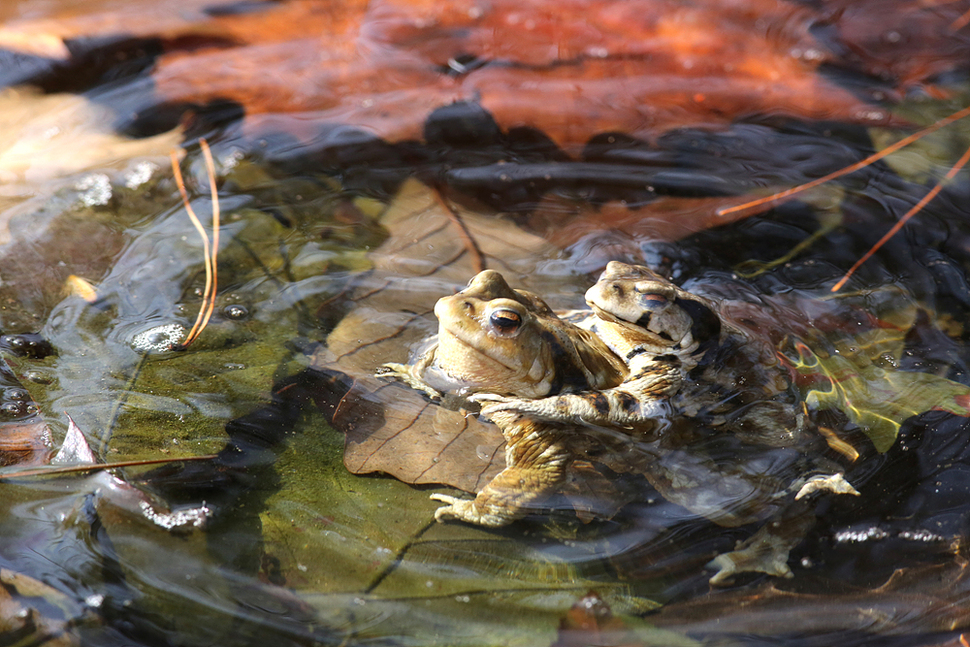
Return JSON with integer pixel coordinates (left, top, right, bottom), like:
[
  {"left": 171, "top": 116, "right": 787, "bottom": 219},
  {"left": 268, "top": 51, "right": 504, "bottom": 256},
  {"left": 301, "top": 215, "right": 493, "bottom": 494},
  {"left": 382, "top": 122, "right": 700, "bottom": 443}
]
[
  {"left": 470, "top": 362, "right": 680, "bottom": 428},
  {"left": 375, "top": 345, "right": 443, "bottom": 401},
  {"left": 432, "top": 414, "right": 571, "bottom": 526}
]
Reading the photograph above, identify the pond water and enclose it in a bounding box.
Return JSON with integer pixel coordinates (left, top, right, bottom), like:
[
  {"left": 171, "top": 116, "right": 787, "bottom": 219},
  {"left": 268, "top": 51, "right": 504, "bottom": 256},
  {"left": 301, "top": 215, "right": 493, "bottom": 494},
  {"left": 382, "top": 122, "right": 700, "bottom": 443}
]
[{"left": 0, "top": 1, "right": 969, "bottom": 646}]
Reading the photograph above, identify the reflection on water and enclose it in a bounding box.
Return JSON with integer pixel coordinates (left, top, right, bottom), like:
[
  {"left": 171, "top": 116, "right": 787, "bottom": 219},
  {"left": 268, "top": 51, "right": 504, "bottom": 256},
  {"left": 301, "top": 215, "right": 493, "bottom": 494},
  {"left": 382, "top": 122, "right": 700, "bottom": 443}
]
[
  {"left": 0, "top": 0, "right": 968, "bottom": 644},
  {"left": 3, "top": 135, "right": 967, "bottom": 644}
]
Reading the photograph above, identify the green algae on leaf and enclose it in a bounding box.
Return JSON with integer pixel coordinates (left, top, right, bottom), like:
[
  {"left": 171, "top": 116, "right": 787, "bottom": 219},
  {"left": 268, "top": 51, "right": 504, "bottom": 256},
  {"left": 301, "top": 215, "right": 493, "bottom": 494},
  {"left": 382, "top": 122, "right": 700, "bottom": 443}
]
[{"left": 785, "top": 341, "right": 970, "bottom": 452}]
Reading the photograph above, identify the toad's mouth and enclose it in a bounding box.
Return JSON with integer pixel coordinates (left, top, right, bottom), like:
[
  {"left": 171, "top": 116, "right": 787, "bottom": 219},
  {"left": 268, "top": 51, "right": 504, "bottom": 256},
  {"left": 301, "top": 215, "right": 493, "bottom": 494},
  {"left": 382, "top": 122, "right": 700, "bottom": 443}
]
[
  {"left": 434, "top": 323, "right": 552, "bottom": 399},
  {"left": 437, "top": 323, "right": 524, "bottom": 373},
  {"left": 590, "top": 304, "right": 677, "bottom": 345}
]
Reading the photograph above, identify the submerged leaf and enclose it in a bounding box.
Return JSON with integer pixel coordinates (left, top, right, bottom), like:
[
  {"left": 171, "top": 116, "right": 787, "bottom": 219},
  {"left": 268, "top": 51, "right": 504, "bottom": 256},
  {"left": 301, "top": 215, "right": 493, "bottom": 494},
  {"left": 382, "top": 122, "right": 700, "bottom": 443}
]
[
  {"left": 0, "top": 356, "right": 52, "bottom": 467},
  {"left": 786, "top": 341, "right": 970, "bottom": 452},
  {"left": 317, "top": 179, "right": 563, "bottom": 493}
]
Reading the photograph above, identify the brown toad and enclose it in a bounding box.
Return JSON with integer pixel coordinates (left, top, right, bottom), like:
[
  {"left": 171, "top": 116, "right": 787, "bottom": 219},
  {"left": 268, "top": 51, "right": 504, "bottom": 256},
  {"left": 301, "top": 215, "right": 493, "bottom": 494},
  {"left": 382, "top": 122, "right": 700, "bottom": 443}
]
[
  {"left": 471, "top": 261, "right": 722, "bottom": 427},
  {"left": 380, "top": 266, "right": 858, "bottom": 583},
  {"left": 378, "top": 269, "right": 630, "bottom": 525},
  {"left": 475, "top": 263, "right": 858, "bottom": 581}
]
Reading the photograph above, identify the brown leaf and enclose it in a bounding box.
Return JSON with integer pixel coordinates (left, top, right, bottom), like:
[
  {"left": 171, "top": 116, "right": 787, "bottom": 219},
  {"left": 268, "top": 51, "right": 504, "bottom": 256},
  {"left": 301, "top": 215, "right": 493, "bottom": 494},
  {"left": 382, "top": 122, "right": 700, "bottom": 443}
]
[
  {"left": 8, "top": 0, "right": 965, "bottom": 158},
  {"left": 0, "top": 89, "right": 182, "bottom": 197},
  {"left": 0, "top": 418, "right": 50, "bottom": 467},
  {"left": 817, "top": 0, "right": 970, "bottom": 88},
  {"left": 315, "top": 179, "right": 564, "bottom": 492},
  {"left": 152, "top": 0, "right": 911, "bottom": 153},
  {"left": 0, "top": 0, "right": 217, "bottom": 59}
]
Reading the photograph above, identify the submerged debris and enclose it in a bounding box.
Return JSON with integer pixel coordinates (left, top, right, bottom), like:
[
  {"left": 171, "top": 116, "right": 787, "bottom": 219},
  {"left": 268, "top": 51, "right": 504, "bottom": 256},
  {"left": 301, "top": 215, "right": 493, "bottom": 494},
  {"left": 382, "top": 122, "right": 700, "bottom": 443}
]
[
  {"left": 130, "top": 323, "right": 186, "bottom": 353},
  {"left": 74, "top": 173, "right": 111, "bottom": 207}
]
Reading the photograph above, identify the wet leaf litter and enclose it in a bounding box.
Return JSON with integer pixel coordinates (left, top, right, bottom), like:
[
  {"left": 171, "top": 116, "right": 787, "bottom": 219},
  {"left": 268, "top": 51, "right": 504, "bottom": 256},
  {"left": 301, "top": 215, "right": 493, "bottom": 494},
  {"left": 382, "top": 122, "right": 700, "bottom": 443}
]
[{"left": 0, "top": 0, "right": 968, "bottom": 645}]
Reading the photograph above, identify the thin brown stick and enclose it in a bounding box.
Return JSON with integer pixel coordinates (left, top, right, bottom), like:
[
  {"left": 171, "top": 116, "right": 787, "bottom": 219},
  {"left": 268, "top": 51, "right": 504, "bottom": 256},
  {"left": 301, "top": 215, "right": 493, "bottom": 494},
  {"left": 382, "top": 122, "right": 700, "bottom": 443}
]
[
  {"left": 716, "top": 104, "right": 970, "bottom": 218},
  {"left": 195, "top": 138, "right": 220, "bottom": 337},
  {"left": 172, "top": 149, "right": 213, "bottom": 346},
  {"left": 831, "top": 141, "right": 970, "bottom": 292},
  {"left": 953, "top": 7, "right": 970, "bottom": 30},
  {"left": 432, "top": 186, "right": 487, "bottom": 273},
  {"left": 0, "top": 454, "right": 218, "bottom": 480}
]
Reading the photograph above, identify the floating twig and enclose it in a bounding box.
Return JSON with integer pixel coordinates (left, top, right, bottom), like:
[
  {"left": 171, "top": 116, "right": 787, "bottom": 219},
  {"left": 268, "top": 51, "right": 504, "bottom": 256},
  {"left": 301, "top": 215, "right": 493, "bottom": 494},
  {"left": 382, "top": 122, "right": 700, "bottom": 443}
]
[
  {"left": 0, "top": 454, "right": 218, "bottom": 480},
  {"left": 831, "top": 141, "right": 970, "bottom": 292},
  {"left": 716, "top": 104, "right": 970, "bottom": 219}
]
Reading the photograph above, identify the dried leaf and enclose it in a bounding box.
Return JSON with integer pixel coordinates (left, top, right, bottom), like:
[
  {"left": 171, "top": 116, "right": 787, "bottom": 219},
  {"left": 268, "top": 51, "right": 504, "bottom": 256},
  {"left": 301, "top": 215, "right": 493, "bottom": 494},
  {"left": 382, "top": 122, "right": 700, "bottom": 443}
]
[
  {"left": 817, "top": 0, "right": 970, "bottom": 88},
  {"left": 151, "top": 0, "right": 913, "bottom": 153},
  {"left": 0, "top": 88, "right": 181, "bottom": 194},
  {"left": 316, "top": 179, "right": 562, "bottom": 492},
  {"left": 8, "top": 0, "right": 966, "bottom": 158},
  {"left": 50, "top": 414, "right": 96, "bottom": 464},
  {"left": 0, "top": 417, "right": 51, "bottom": 467},
  {"left": 0, "top": 355, "right": 52, "bottom": 468},
  {"left": 0, "top": 0, "right": 226, "bottom": 58}
]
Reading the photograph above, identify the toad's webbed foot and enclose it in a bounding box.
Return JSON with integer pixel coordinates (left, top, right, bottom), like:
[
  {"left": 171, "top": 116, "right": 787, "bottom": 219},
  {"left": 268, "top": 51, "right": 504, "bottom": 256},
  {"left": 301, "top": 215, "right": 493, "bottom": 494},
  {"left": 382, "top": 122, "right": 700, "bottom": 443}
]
[
  {"left": 707, "top": 503, "right": 816, "bottom": 586},
  {"left": 376, "top": 362, "right": 443, "bottom": 401},
  {"left": 431, "top": 419, "right": 572, "bottom": 528},
  {"left": 707, "top": 534, "right": 794, "bottom": 586},
  {"left": 794, "top": 473, "right": 859, "bottom": 500},
  {"left": 430, "top": 493, "right": 518, "bottom": 527}
]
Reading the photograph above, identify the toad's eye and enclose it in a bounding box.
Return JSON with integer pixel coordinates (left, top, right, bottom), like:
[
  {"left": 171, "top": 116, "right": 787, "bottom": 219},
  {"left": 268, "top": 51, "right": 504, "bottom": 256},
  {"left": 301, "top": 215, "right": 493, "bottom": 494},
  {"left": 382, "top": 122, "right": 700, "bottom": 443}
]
[
  {"left": 637, "top": 292, "right": 669, "bottom": 310},
  {"left": 489, "top": 309, "right": 522, "bottom": 334}
]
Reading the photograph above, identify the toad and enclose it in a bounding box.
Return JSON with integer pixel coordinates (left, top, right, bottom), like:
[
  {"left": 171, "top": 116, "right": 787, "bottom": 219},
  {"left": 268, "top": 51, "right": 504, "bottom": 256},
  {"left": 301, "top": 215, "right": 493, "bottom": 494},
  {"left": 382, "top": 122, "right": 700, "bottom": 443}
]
[
  {"left": 377, "top": 269, "right": 631, "bottom": 526},
  {"left": 379, "top": 266, "right": 857, "bottom": 582},
  {"left": 470, "top": 261, "right": 722, "bottom": 427}
]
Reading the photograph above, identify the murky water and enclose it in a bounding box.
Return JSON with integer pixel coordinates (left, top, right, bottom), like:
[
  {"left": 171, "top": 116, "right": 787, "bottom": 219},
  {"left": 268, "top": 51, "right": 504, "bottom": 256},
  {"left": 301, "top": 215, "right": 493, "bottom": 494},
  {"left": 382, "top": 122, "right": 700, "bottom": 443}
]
[{"left": 0, "top": 1, "right": 969, "bottom": 645}]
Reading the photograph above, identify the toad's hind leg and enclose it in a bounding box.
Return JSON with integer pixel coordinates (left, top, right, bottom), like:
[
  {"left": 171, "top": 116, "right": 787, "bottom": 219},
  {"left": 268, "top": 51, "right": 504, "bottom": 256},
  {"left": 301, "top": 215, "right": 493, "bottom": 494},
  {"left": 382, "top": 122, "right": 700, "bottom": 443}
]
[{"left": 432, "top": 415, "right": 571, "bottom": 527}]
